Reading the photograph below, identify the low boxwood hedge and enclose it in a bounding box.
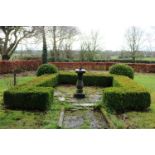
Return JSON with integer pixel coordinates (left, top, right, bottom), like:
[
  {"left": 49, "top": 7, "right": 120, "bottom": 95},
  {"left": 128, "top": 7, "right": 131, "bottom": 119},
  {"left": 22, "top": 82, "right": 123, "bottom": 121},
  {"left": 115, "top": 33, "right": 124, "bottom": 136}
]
[
  {"left": 3, "top": 74, "right": 58, "bottom": 111},
  {"left": 103, "top": 76, "right": 151, "bottom": 113},
  {"left": 59, "top": 72, "right": 113, "bottom": 87},
  {"left": 58, "top": 72, "right": 77, "bottom": 85},
  {"left": 109, "top": 63, "right": 134, "bottom": 79},
  {"left": 36, "top": 64, "right": 58, "bottom": 76},
  {"left": 4, "top": 87, "right": 54, "bottom": 111},
  {"left": 3, "top": 71, "right": 151, "bottom": 113}
]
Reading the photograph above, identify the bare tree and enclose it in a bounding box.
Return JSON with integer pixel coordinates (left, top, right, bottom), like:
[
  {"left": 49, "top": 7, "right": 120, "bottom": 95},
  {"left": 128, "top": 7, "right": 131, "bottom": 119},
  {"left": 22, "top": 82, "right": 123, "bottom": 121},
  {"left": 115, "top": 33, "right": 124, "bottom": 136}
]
[
  {"left": 62, "top": 28, "right": 79, "bottom": 60},
  {"left": 144, "top": 27, "right": 155, "bottom": 52},
  {"left": 80, "top": 41, "right": 88, "bottom": 61},
  {"left": 125, "top": 26, "right": 143, "bottom": 62},
  {"left": 80, "top": 31, "right": 101, "bottom": 61},
  {"left": 0, "top": 26, "right": 36, "bottom": 60},
  {"left": 47, "top": 26, "right": 79, "bottom": 61}
]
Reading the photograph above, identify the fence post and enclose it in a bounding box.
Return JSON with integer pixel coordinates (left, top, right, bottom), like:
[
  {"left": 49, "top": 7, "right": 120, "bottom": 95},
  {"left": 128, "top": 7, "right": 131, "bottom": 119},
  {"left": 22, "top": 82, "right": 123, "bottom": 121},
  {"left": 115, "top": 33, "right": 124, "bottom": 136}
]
[{"left": 13, "top": 70, "right": 16, "bottom": 86}]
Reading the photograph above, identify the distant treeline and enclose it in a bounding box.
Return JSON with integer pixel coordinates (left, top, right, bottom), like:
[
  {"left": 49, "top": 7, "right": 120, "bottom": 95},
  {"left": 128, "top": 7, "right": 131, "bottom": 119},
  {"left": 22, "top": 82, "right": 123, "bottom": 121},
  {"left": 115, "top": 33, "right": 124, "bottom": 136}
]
[{"left": 12, "top": 50, "right": 155, "bottom": 63}]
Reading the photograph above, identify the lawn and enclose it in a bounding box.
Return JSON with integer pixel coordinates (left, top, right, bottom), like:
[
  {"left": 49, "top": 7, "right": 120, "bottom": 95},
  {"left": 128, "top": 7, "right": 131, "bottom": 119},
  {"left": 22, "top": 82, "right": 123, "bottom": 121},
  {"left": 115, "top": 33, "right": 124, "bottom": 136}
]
[
  {"left": 124, "top": 73, "right": 155, "bottom": 128},
  {"left": 104, "top": 73, "right": 155, "bottom": 128},
  {"left": 0, "top": 72, "right": 155, "bottom": 128},
  {"left": 0, "top": 75, "right": 66, "bottom": 129}
]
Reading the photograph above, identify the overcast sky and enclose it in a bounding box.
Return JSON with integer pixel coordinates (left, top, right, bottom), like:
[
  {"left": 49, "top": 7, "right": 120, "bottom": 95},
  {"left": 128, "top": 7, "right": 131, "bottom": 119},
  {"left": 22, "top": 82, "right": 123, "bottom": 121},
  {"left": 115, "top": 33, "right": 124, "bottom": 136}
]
[
  {"left": 13, "top": 0, "right": 155, "bottom": 51},
  {"left": 18, "top": 26, "right": 155, "bottom": 51},
  {"left": 78, "top": 26, "right": 155, "bottom": 51},
  {"left": 77, "top": 25, "right": 130, "bottom": 51}
]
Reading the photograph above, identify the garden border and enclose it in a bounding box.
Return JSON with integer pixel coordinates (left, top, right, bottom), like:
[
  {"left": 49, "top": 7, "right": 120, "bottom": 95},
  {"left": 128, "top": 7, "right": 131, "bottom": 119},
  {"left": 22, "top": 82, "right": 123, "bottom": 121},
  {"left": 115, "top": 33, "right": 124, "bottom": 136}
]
[{"left": 3, "top": 71, "right": 151, "bottom": 113}]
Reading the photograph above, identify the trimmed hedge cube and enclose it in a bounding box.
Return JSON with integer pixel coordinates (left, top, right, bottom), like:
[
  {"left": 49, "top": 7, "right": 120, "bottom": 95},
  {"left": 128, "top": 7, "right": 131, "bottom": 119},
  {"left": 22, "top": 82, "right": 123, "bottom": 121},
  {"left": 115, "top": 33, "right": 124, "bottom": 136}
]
[
  {"left": 103, "top": 87, "right": 151, "bottom": 113},
  {"left": 103, "top": 76, "right": 151, "bottom": 113},
  {"left": 3, "top": 74, "right": 58, "bottom": 111},
  {"left": 4, "top": 87, "right": 54, "bottom": 111}
]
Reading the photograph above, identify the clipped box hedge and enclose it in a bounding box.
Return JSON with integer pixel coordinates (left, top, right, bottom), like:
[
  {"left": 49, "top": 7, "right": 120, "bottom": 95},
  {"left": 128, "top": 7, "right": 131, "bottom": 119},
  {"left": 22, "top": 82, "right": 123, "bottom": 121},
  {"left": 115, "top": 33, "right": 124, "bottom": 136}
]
[
  {"left": 59, "top": 72, "right": 113, "bottom": 87},
  {"left": 3, "top": 71, "right": 151, "bottom": 113},
  {"left": 4, "top": 87, "right": 54, "bottom": 111},
  {"left": 3, "top": 74, "right": 58, "bottom": 111},
  {"left": 103, "top": 75, "right": 151, "bottom": 113},
  {"left": 59, "top": 71, "right": 151, "bottom": 113}
]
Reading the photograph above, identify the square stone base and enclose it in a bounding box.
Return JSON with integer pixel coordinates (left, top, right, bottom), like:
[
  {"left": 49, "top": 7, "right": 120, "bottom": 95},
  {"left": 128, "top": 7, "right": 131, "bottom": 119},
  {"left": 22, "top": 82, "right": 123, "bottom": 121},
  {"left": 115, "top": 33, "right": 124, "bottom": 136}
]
[{"left": 73, "top": 93, "right": 85, "bottom": 99}]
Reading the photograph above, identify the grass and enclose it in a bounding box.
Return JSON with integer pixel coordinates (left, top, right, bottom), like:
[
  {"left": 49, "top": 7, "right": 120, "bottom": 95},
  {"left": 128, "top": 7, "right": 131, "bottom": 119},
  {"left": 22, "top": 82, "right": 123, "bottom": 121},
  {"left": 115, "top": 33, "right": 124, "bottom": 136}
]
[
  {"left": 0, "top": 74, "right": 103, "bottom": 129},
  {"left": 137, "top": 57, "right": 155, "bottom": 61},
  {"left": 0, "top": 75, "right": 68, "bottom": 129},
  {"left": 134, "top": 73, "right": 155, "bottom": 92},
  {"left": 123, "top": 73, "right": 155, "bottom": 128},
  {"left": 1, "top": 72, "right": 155, "bottom": 128},
  {"left": 105, "top": 72, "right": 155, "bottom": 128},
  {"left": 0, "top": 76, "right": 35, "bottom": 94}
]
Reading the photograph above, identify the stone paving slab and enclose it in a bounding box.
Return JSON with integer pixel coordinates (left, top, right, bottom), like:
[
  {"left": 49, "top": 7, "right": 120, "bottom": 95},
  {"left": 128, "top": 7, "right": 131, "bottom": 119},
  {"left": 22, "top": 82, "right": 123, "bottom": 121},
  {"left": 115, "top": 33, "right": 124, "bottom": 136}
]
[
  {"left": 55, "top": 85, "right": 108, "bottom": 129},
  {"left": 63, "top": 109, "right": 109, "bottom": 129},
  {"left": 54, "top": 85, "right": 103, "bottom": 105}
]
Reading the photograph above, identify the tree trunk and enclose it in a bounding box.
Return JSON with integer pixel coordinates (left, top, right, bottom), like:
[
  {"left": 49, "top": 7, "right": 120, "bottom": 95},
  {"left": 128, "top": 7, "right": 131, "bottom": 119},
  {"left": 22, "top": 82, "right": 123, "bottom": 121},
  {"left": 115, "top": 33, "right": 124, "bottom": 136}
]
[
  {"left": 53, "top": 26, "right": 57, "bottom": 61},
  {"left": 2, "top": 32, "right": 10, "bottom": 60},
  {"left": 132, "top": 51, "right": 136, "bottom": 63},
  {"left": 42, "top": 26, "right": 48, "bottom": 64},
  {"left": 2, "top": 54, "right": 10, "bottom": 60}
]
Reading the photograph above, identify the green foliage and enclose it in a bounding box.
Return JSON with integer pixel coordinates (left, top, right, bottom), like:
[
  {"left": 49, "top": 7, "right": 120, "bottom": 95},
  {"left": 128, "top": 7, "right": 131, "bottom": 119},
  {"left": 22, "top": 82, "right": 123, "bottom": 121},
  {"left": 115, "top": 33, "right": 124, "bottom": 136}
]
[
  {"left": 59, "top": 72, "right": 113, "bottom": 87},
  {"left": 84, "top": 73, "right": 113, "bottom": 87},
  {"left": 109, "top": 63, "right": 134, "bottom": 79},
  {"left": 3, "top": 74, "right": 58, "bottom": 111},
  {"left": 103, "top": 76, "right": 151, "bottom": 113},
  {"left": 3, "top": 70, "right": 151, "bottom": 114},
  {"left": 0, "top": 75, "right": 72, "bottom": 128},
  {"left": 4, "top": 87, "right": 54, "bottom": 111},
  {"left": 59, "top": 71, "right": 151, "bottom": 114},
  {"left": 36, "top": 64, "right": 58, "bottom": 76},
  {"left": 58, "top": 72, "right": 77, "bottom": 84},
  {"left": 31, "top": 74, "right": 58, "bottom": 87}
]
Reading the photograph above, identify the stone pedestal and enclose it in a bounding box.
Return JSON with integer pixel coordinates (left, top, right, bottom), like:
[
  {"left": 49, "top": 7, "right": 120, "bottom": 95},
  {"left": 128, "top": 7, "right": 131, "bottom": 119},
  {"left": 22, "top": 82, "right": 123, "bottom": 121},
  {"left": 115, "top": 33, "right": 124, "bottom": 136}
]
[{"left": 74, "top": 68, "right": 86, "bottom": 98}]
